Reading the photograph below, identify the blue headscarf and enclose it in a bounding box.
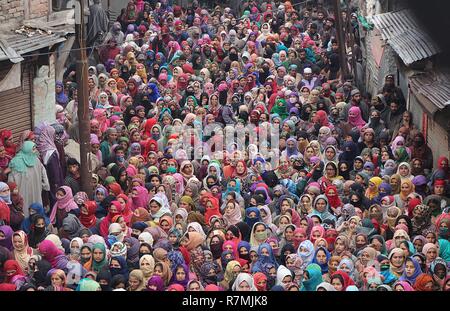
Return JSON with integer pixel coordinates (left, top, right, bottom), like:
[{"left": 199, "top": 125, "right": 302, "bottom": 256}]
[
  {"left": 399, "top": 257, "right": 422, "bottom": 284},
  {"left": 220, "top": 250, "right": 235, "bottom": 269},
  {"left": 237, "top": 241, "right": 251, "bottom": 254},
  {"left": 251, "top": 242, "right": 280, "bottom": 273},
  {"left": 222, "top": 179, "right": 242, "bottom": 201},
  {"left": 168, "top": 250, "right": 186, "bottom": 273},
  {"left": 148, "top": 83, "right": 161, "bottom": 103},
  {"left": 312, "top": 246, "right": 331, "bottom": 274},
  {"left": 21, "top": 203, "right": 50, "bottom": 234},
  {"left": 245, "top": 207, "right": 261, "bottom": 229}
]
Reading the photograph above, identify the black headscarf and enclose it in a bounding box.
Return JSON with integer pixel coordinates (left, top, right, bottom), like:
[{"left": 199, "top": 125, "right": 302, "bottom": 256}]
[
  {"left": 32, "top": 259, "right": 52, "bottom": 288},
  {"left": 280, "top": 243, "right": 296, "bottom": 266},
  {"left": 97, "top": 269, "right": 113, "bottom": 291},
  {"left": 235, "top": 222, "right": 251, "bottom": 242}
]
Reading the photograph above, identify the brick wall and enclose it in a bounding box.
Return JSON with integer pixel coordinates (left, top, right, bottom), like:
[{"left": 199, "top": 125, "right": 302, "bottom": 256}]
[
  {"left": 0, "top": 0, "right": 49, "bottom": 25},
  {"left": 29, "top": 0, "right": 50, "bottom": 19},
  {"left": 0, "top": 0, "right": 25, "bottom": 24}
]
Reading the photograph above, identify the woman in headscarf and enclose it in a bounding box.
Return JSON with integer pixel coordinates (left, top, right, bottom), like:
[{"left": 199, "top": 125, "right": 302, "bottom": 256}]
[
  {"left": 38, "top": 239, "right": 69, "bottom": 270},
  {"left": 8, "top": 141, "right": 50, "bottom": 218},
  {"left": 388, "top": 247, "right": 406, "bottom": 279},
  {"left": 55, "top": 81, "right": 69, "bottom": 107},
  {"left": 394, "top": 179, "right": 415, "bottom": 210},
  {"left": 130, "top": 186, "right": 149, "bottom": 211},
  {"left": 222, "top": 199, "right": 243, "bottom": 227},
  {"left": 11, "top": 230, "right": 35, "bottom": 272},
  {"left": 49, "top": 186, "right": 79, "bottom": 229},
  {"left": 413, "top": 274, "right": 434, "bottom": 291},
  {"left": 301, "top": 263, "right": 323, "bottom": 291},
  {"left": 35, "top": 125, "right": 64, "bottom": 205},
  {"left": 0, "top": 129, "right": 17, "bottom": 158},
  {"left": 347, "top": 106, "right": 366, "bottom": 130},
  {"left": 309, "top": 195, "right": 336, "bottom": 223}
]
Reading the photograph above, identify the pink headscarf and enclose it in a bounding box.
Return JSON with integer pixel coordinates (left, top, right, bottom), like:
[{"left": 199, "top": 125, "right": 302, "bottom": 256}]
[
  {"left": 395, "top": 281, "right": 415, "bottom": 291},
  {"left": 390, "top": 136, "right": 405, "bottom": 154},
  {"left": 38, "top": 240, "right": 64, "bottom": 268},
  {"left": 93, "top": 108, "right": 109, "bottom": 133},
  {"left": 347, "top": 106, "right": 366, "bottom": 129},
  {"left": 131, "top": 186, "right": 149, "bottom": 211},
  {"left": 126, "top": 164, "right": 138, "bottom": 177},
  {"left": 50, "top": 186, "right": 79, "bottom": 223},
  {"left": 222, "top": 240, "right": 239, "bottom": 258},
  {"left": 172, "top": 173, "right": 185, "bottom": 194},
  {"left": 309, "top": 225, "right": 325, "bottom": 243}
]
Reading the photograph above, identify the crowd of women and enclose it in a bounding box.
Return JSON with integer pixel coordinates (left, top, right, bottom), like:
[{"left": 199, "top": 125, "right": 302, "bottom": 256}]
[{"left": 0, "top": 0, "right": 449, "bottom": 291}]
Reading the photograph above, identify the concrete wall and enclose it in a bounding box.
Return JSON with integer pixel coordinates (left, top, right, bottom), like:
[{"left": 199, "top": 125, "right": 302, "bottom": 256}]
[
  {"left": 33, "top": 55, "right": 56, "bottom": 125},
  {"left": 427, "top": 112, "right": 450, "bottom": 168}
]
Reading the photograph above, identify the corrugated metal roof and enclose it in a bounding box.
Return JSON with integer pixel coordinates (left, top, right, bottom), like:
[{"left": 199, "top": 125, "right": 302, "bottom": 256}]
[
  {"left": 0, "top": 33, "right": 66, "bottom": 62},
  {"left": 409, "top": 71, "right": 450, "bottom": 111},
  {"left": 372, "top": 9, "right": 441, "bottom": 65}
]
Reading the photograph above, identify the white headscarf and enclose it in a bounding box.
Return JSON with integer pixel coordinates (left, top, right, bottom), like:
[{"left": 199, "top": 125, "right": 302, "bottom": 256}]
[
  {"left": 231, "top": 273, "right": 257, "bottom": 291},
  {"left": 276, "top": 265, "right": 293, "bottom": 287}
]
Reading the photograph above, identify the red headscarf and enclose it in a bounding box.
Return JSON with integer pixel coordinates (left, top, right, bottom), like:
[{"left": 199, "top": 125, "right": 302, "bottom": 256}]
[
  {"left": 142, "top": 118, "right": 157, "bottom": 139},
  {"left": 0, "top": 201, "right": 10, "bottom": 224},
  {"left": 203, "top": 194, "right": 221, "bottom": 225},
  {"left": 117, "top": 193, "right": 133, "bottom": 225},
  {"left": 407, "top": 197, "right": 422, "bottom": 217},
  {"left": 331, "top": 271, "right": 355, "bottom": 291},
  {"left": 314, "top": 110, "right": 330, "bottom": 127},
  {"left": 3, "top": 260, "right": 24, "bottom": 283},
  {"left": 99, "top": 201, "right": 122, "bottom": 238},
  {"left": 413, "top": 274, "right": 434, "bottom": 291},
  {"left": 79, "top": 201, "right": 97, "bottom": 228},
  {"left": 0, "top": 129, "right": 17, "bottom": 157},
  {"left": 325, "top": 185, "right": 342, "bottom": 209},
  {"left": 253, "top": 272, "right": 268, "bottom": 291},
  {"left": 108, "top": 182, "right": 123, "bottom": 196}
]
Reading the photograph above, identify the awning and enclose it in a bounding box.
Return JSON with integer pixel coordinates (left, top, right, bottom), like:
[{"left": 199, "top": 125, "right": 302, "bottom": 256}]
[
  {"left": 372, "top": 9, "right": 441, "bottom": 65},
  {"left": 409, "top": 71, "right": 450, "bottom": 115}
]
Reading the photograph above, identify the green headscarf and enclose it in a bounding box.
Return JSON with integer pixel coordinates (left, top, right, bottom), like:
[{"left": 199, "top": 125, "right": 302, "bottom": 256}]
[
  {"left": 438, "top": 239, "right": 450, "bottom": 262},
  {"left": 186, "top": 96, "right": 198, "bottom": 107},
  {"left": 77, "top": 278, "right": 101, "bottom": 291},
  {"left": 301, "top": 263, "right": 323, "bottom": 291},
  {"left": 92, "top": 243, "right": 108, "bottom": 273},
  {"left": 395, "top": 147, "right": 410, "bottom": 164},
  {"left": 9, "top": 141, "right": 38, "bottom": 173},
  {"left": 270, "top": 99, "right": 289, "bottom": 121},
  {"left": 104, "top": 176, "right": 116, "bottom": 186},
  {"left": 118, "top": 136, "right": 129, "bottom": 144}
]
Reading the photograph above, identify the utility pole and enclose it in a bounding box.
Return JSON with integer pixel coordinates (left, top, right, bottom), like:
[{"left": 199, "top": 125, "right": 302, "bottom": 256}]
[
  {"left": 75, "top": 0, "right": 93, "bottom": 198},
  {"left": 333, "top": 0, "right": 349, "bottom": 80},
  {"left": 346, "top": 1, "right": 358, "bottom": 84}
]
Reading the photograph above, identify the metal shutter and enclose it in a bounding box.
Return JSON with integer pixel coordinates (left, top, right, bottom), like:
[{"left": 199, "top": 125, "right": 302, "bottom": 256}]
[{"left": 0, "top": 62, "right": 33, "bottom": 143}]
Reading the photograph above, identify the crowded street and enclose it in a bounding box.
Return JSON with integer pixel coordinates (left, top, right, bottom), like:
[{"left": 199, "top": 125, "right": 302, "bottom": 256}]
[{"left": 0, "top": 0, "right": 448, "bottom": 292}]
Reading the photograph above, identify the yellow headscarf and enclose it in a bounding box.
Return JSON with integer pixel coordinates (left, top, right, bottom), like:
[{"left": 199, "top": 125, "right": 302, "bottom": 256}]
[{"left": 365, "top": 176, "right": 383, "bottom": 200}]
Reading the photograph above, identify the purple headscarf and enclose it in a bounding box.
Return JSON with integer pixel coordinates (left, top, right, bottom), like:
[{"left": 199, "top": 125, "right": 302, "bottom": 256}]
[
  {"left": 55, "top": 81, "right": 69, "bottom": 106},
  {"left": 0, "top": 225, "right": 13, "bottom": 250},
  {"left": 147, "top": 275, "right": 165, "bottom": 291}
]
